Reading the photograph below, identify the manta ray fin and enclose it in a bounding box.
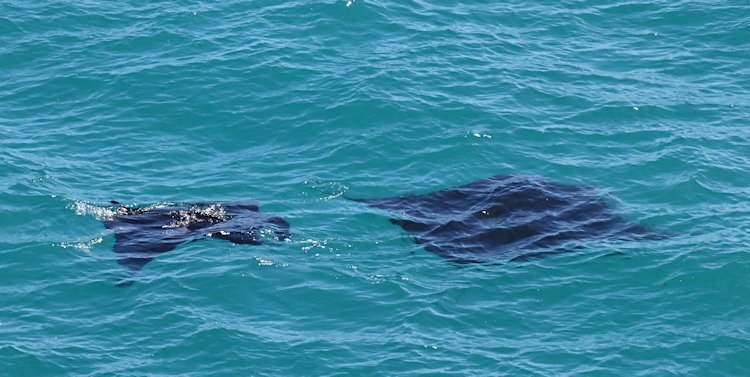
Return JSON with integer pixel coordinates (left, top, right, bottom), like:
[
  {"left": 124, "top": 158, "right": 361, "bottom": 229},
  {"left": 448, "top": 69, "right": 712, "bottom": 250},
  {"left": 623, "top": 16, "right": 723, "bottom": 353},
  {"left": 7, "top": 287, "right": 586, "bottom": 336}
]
[{"left": 389, "top": 218, "right": 431, "bottom": 233}]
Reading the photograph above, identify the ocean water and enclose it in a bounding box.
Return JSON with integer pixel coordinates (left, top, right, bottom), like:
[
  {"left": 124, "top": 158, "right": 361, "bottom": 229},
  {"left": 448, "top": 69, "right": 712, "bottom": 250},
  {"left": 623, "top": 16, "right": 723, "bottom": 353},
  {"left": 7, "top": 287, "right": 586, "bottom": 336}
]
[{"left": 1, "top": 0, "right": 749, "bottom": 375}]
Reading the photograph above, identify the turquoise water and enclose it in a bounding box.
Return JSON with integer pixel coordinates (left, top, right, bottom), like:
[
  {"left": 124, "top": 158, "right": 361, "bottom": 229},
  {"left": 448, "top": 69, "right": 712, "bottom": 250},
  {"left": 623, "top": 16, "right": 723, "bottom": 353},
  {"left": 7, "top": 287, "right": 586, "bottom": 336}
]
[{"left": 2, "top": 0, "right": 749, "bottom": 375}]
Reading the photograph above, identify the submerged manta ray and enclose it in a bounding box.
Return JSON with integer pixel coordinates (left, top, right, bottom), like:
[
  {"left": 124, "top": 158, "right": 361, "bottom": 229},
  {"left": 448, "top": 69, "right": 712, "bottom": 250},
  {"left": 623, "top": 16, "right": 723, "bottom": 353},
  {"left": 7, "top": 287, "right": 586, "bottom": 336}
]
[
  {"left": 101, "top": 202, "right": 290, "bottom": 285},
  {"left": 351, "top": 174, "right": 660, "bottom": 263}
]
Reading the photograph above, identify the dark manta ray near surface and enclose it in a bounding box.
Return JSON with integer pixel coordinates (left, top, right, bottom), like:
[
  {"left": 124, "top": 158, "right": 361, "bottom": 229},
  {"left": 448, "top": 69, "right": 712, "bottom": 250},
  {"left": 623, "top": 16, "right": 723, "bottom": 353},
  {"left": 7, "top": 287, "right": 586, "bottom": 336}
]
[
  {"left": 351, "top": 174, "right": 660, "bottom": 263},
  {"left": 101, "top": 202, "right": 290, "bottom": 286}
]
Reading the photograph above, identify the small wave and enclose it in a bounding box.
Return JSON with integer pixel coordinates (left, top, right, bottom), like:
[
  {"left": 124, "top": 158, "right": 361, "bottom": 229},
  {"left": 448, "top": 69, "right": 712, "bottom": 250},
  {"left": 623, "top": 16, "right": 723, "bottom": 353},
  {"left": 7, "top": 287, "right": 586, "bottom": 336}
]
[{"left": 56, "top": 236, "right": 103, "bottom": 254}]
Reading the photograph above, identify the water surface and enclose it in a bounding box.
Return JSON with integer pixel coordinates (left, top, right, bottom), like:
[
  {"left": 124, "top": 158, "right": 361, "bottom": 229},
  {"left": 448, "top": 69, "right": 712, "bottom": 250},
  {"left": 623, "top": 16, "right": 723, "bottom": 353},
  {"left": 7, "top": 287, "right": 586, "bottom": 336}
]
[{"left": 1, "top": 1, "right": 749, "bottom": 375}]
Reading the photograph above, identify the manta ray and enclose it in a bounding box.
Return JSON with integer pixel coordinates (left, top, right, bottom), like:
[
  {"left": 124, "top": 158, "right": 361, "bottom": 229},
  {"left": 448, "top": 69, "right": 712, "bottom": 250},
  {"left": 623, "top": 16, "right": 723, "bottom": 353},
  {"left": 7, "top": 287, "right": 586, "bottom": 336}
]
[
  {"left": 101, "top": 201, "right": 290, "bottom": 286},
  {"left": 351, "top": 174, "right": 660, "bottom": 263}
]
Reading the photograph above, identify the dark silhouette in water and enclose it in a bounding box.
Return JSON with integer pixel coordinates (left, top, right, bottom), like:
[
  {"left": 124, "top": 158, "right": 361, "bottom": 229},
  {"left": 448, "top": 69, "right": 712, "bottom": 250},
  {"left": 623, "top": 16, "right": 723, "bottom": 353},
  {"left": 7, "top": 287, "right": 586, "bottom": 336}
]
[
  {"left": 350, "top": 174, "right": 660, "bottom": 263},
  {"left": 101, "top": 202, "right": 290, "bottom": 286}
]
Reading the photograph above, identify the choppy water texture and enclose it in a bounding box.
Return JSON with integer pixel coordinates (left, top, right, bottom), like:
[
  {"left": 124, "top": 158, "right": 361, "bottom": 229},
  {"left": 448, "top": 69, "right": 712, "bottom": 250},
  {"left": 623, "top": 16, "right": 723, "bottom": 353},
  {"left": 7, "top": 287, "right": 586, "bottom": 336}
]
[{"left": 2, "top": 1, "right": 749, "bottom": 375}]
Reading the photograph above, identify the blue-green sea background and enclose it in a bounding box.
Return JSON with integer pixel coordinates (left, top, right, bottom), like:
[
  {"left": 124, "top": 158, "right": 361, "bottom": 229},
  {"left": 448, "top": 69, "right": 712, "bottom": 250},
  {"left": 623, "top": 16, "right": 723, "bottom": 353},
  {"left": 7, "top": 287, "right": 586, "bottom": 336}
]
[{"left": 2, "top": 0, "right": 749, "bottom": 375}]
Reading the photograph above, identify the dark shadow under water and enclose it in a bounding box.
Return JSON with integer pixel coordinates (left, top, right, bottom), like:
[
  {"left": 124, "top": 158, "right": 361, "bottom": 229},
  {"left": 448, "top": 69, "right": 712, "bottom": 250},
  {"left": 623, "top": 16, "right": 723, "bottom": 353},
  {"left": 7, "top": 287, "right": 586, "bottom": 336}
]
[{"left": 351, "top": 174, "right": 663, "bottom": 264}]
